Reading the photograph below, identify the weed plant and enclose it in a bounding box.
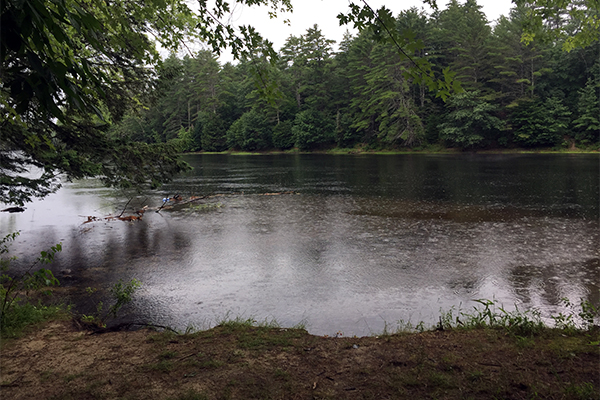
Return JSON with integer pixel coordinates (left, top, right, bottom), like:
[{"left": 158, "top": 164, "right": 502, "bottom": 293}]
[
  {"left": 79, "top": 278, "right": 142, "bottom": 328},
  {"left": 551, "top": 297, "right": 600, "bottom": 332},
  {"left": 382, "top": 297, "right": 599, "bottom": 338},
  {"left": 0, "top": 232, "right": 65, "bottom": 338},
  {"left": 214, "top": 312, "right": 307, "bottom": 332},
  {"left": 453, "top": 299, "right": 547, "bottom": 336}
]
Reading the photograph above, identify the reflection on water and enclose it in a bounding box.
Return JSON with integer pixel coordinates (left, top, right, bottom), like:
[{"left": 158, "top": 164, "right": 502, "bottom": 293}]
[{"left": 1, "top": 154, "right": 598, "bottom": 335}]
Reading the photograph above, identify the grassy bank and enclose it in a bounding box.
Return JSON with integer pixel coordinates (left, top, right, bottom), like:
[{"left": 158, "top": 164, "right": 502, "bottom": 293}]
[{"left": 1, "top": 298, "right": 599, "bottom": 400}]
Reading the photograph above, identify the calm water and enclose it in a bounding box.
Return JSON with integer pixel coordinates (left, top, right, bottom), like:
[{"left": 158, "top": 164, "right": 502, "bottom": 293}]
[{"left": 1, "top": 154, "right": 598, "bottom": 335}]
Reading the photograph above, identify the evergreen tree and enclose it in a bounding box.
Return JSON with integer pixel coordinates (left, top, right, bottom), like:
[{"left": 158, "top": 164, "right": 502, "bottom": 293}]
[
  {"left": 572, "top": 78, "right": 600, "bottom": 146},
  {"left": 105, "top": 1, "right": 599, "bottom": 154},
  {"left": 198, "top": 111, "right": 229, "bottom": 151},
  {"left": 272, "top": 120, "right": 295, "bottom": 149},
  {"left": 512, "top": 96, "right": 572, "bottom": 147},
  {"left": 489, "top": 7, "right": 551, "bottom": 105},
  {"left": 438, "top": 91, "right": 505, "bottom": 148},
  {"left": 227, "top": 109, "right": 272, "bottom": 150},
  {"left": 329, "top": 32, "right": 358, "bottom": 147},
  {"left": 517, "top": 0, "right": 600, "bottom": 51},
  {"left": 344, "top": 33, "right": 377, "bottom": 144},
  {"left": 353, "top": 39, "right": 424, "bottom": 147},
  {"left": 292, "top": 109, "right": 335, "bottom": 150},
  {"left": 431, "top": 0, "right": 493, "bottom": 92}
]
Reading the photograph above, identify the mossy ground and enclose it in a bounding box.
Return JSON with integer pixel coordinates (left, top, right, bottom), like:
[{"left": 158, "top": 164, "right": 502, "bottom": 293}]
[{"left": 1, "top": 319, "right": 598, "bottom": 399}]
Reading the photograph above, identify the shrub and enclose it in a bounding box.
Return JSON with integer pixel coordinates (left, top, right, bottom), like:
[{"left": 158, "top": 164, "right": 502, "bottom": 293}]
[{"left": 0, "top": 232, "right": 63, "bottom": 337}]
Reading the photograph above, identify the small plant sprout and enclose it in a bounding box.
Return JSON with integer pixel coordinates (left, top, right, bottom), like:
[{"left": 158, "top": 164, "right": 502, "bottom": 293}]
[{"left": 80, "top": 278, "right": 142, "bottom": 328}]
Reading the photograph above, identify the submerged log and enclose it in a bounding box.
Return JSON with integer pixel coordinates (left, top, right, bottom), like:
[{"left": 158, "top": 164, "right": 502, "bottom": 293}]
[{"left": 1, "top": 207, "right": 26, "bottom": 213}]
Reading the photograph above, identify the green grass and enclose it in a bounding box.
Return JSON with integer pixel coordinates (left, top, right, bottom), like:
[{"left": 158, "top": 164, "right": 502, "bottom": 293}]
[
  {"left": 564, "top": 382, "right": 597, "bottom": 399},
  {"left": 211, "top": 315, "right": 307, "bottom": 350},
  {"left": 145, "top": 360, "right": 173, "bottom": 372},
  {"left": 158, "top": 350, "right": 179, "bottom": 360},
  {"left": 0, "top": 301, "right": 68, "bottom": 339}
]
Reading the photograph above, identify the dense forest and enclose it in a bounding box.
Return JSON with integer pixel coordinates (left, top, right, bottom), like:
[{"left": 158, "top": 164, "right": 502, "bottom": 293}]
[{"left": 111, "top": 0, "right": 599, "bottom": 152}]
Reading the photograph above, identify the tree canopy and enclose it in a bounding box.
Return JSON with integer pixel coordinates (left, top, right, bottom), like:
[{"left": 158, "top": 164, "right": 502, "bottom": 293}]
[
  {"left": 515, "top": 0, "right": 600, "bottom": 52},
  {"left": 112, "top": 1, "right": 598, "bottom": 154},
  {"left": 0, "top": 0, "right": 292, "bottom": 205}
]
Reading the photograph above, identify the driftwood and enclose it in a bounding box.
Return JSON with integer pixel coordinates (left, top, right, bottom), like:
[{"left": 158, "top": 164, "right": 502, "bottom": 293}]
[{"left": 80, "top": 191, "right": 299, "bottom": 224}]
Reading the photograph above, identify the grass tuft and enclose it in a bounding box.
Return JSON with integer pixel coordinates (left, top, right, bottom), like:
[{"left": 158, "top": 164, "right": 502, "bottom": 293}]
[{"left": 1, "top": 301, "right": 67, "bottom": 339}]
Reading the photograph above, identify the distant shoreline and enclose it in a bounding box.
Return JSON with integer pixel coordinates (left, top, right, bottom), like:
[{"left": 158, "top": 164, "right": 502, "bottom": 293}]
[{"left": 183, "top": 147, "right": 600, "bottom": 156}]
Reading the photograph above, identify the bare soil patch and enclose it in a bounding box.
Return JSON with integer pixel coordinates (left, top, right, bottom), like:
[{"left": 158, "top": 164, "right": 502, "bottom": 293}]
[{"left": 1, "top": 320, "right": 598, "bottom": 399}]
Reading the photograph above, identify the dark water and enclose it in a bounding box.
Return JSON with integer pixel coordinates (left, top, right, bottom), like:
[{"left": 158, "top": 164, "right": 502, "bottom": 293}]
[{"left": 1, "top": 154, "right": 598, "bottom": 335}]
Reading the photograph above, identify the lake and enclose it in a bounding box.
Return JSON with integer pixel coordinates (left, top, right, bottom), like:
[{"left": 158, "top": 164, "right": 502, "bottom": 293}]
[{"left": 1, "top": 153, "right": 598, "bottom": 336}]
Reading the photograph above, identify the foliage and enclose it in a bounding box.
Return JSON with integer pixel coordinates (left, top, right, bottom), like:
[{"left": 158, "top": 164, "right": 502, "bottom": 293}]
[
  {"left": 345, "top": 32, "right": 425, "bottom": 148},
  {"left": 0, "top": 0, "right": 293, "bottom": 205},
  {"left": 512, "top": 96, "right": 572, "bottom": 147},
  {"left": 573, "top": 78, "right": 600, "bottom": 145},
  {"left": 0, "top": 232, "right": 63, "bottom": 337},
  {"left": 271, "top": 120, "right": 295, "bottom": 150},
  {"left": 81, "top": 279, "right": 142, "bottom": 328},
  {"left": 226, "top": 109, "right": 272, "bottom": 150},
  {"left": 516, "top": 0, "right": 600, "bottom": 52},
  {"left": 176, "top": 127, "right": 194, "bottom": 152},
  {"left": 456, "top": 299, "right": 546, "bottom": 336},
  {"left": 0, "top": 0, "right": 199, "bottom": 204},
  {"left": 551, "top": 297, "right": 600, "bottom": 332},
  {"left": 292, "top": 109, "right": 335, "bottom": 150},
  {"left": 337, "top": 1, "right": 461, "bottom": 100},
  {"left": 488, "top": 5, "right": 551, "bottom": 104},
  {"left": 198, "top": 112, "right": 229, "bottom": 152},
  {"left": 438, "top": 91, "right": 505, "bottom": 148},
  {"left": 108, "top": 1, "right": 598, "bottom": 153},
  {"left": 430, "top": 297, "right": 600, "bottom": 338},
  {"left": 431, "top": 0, "right": 493, "bottom": 92},
  {"left": 2, "top": 0, "right": 597, "bottom": 201}
]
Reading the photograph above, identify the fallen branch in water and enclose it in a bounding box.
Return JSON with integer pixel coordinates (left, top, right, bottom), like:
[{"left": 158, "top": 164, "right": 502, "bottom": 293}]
[
  {"left": 156, "top": 194, "right": 209, "bottom": 213},
  {"left": 79, "top": 191, "right": 301, "bottom": 222},
  {"left": 118, "top": 197, "right": 133, "bottom": 218}
]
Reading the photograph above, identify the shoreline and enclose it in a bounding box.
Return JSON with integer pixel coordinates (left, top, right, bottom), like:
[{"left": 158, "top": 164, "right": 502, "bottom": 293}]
[{"left": 183, "top": 147, "right": 600, "bottom": 156}]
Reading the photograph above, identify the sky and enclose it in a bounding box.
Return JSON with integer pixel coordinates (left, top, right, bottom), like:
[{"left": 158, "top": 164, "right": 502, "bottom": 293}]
[{"left": 214, "top": 0, "right": 515, "bottom": 62}]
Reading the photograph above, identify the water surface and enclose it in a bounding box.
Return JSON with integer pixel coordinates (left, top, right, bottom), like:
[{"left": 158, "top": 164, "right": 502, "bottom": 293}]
[{"left": 1, "top": 154, "right": 598, "bottom": 335}]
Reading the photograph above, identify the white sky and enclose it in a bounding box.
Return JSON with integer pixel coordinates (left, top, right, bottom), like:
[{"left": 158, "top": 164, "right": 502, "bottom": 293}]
[{"left": 214, "top": 0, "right": 515, "bottom": 62}]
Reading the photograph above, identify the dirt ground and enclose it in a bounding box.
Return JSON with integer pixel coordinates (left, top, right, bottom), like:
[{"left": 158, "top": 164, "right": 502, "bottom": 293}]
[{"left": 1, "top": 319, "right": 599, "bottom": 399}]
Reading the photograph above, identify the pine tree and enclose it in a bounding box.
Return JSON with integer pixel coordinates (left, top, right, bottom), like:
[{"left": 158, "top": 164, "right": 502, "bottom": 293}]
[
  {"left": 573, "top": 78, "right": 600, "bottom": 146},
  {"left": 438, "top": 91, "right": 505, "bottom": 148}
]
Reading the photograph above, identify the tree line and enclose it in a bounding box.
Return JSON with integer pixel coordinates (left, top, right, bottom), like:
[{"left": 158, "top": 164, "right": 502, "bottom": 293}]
[{"left": 113, "top": 0, "right": 599, "bottom": 152}]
